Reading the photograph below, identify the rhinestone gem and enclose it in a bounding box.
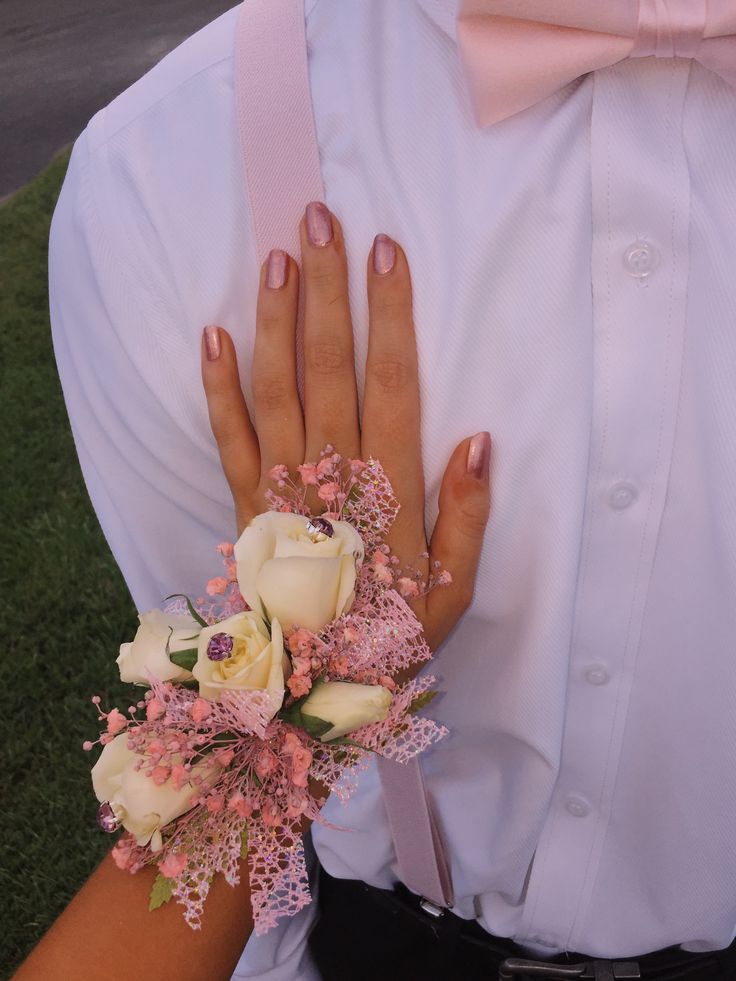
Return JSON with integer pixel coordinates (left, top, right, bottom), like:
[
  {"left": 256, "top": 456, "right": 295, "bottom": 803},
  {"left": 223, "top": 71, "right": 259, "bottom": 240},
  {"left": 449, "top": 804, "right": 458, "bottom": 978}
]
[
  {"left": 97, "top": 801, "right": 121, "bottom": 833},
  {"left": 306, "top": 516, "right": 334, "bottom": 539},
  {"left": 206, "top": 632, "right": 234, "bottom": 661}
]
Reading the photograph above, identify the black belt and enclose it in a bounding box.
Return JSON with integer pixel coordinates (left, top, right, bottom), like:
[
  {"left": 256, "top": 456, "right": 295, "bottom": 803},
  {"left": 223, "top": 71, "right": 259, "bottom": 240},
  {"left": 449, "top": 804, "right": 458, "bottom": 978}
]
[{"left": 352, "top": 876, "right": 736, "bottom": 981}]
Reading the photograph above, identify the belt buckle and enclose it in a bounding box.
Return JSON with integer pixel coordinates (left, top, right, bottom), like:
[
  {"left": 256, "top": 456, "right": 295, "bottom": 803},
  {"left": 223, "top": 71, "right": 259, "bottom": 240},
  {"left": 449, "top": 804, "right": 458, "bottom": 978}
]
[{"left": 498, "top": 957, "right": 641, "bottom": 980}]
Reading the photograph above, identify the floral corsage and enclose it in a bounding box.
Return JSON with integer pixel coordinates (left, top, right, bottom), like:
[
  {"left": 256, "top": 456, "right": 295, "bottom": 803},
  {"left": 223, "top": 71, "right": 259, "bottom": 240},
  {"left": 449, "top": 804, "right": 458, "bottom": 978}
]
[{"left": 85, "top": 450, "right": 448, "bottom": 933}]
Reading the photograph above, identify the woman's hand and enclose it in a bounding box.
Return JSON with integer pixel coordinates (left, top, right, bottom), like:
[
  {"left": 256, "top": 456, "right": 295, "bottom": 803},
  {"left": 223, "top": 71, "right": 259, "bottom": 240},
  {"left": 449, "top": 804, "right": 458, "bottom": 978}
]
[
  {"left": 202, "top": 201, "right": 491, "bottom": 652},
  {"left": 17, "top": 204, "right": 490, "bottom": 981}
]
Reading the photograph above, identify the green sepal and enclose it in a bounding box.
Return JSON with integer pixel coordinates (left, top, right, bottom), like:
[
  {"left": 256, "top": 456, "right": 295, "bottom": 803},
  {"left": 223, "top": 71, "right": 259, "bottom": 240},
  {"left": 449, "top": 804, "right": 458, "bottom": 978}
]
[
  {"left": 163, "top": 594, "right": 208, "bottom": 628},
  {"left": 169, "top": 648, "right": 198, "bottom": 671},
  {"left": 240, "top": 827, "right": 249, "bottom": 859},
  {"left": 278, "top": 698, "right": 333, "bottom": 740},
  {"left": 300, "top": 712, "right": 334, "bottom": 741},
  {"left": 408, "top": 689, "right": 439, "bottom": 715},
  {"left": 148, "top": 873, "right": 174, "bottom": 911}
]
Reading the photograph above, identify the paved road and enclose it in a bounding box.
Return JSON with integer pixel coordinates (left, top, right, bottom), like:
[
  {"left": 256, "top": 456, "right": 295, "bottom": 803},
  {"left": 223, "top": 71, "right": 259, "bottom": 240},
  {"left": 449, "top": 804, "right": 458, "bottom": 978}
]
[{"left": 1, "top": 0, "right": 235, "bottom": 198}]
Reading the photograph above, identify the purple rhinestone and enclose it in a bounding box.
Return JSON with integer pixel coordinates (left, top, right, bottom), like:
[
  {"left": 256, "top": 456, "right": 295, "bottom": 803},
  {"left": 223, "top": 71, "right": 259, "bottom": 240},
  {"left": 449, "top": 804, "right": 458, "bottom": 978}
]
[
  {"left": 207, "top": 632, "right": 234, "bottom": 661},
  {"left": 307, "top": 516, "right": 334, "bottom": 539},
  {"left": 97, "top": 801, "right": 120, "bottom": 833}
]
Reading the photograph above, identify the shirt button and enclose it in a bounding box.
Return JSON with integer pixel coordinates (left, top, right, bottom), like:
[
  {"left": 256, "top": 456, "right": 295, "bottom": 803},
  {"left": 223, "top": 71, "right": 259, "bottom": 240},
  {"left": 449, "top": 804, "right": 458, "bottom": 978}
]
[
  {"left": 584, "top": 664, "right": 609, "bottom": 686},
  {"left": 623, "top": 237, "right": 660, "bottom": 281},
  {"left": 608, "top": 481, "right": 638, "bottom": 511},
  {"left": 565, "top": 795, "right": 591, "bottom": 818}
]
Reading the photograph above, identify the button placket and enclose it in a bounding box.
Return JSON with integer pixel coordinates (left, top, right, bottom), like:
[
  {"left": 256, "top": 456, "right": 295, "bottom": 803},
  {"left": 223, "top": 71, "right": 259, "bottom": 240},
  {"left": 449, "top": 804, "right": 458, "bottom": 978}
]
[{"left": 518, "top": 59, "right": 693, "bottom": 953}]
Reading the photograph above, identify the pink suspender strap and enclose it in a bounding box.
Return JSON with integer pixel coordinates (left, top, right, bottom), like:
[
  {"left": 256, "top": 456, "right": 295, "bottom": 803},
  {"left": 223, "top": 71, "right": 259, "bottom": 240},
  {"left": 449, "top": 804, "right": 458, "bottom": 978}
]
[
  {"left": 233, "top": 0, "right": 453, "bottom": 912},
  {"left": 234, "top": 0, "right": 323, "bottom": 264},
  {"left": 378, "top": 757, "right": 455, "bottom": 909}
]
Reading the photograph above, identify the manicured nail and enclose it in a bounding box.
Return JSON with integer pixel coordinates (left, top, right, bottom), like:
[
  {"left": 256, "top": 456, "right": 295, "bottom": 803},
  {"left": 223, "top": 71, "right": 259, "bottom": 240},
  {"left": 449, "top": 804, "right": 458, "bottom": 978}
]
[
  {"left": 373, "top": 234, "right": 396, "bottom": 275},
  {"left": 203, "top": 325, "right": 221, "bottom": 361},
  {"left": 306, "top": 201, "right": 333, "bottom": 247},
  {"left": 466, "top": 432, "right": 491, "bottom": 478},
  {"left": 266, "top": 249, "right": 288, "bottom": 289}
]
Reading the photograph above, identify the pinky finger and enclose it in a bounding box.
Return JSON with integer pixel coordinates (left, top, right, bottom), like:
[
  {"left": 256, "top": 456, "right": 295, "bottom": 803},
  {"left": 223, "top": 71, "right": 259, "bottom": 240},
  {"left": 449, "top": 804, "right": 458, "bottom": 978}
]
[{"left": 201, "top": 325, "right": 260, "bottom": 526}]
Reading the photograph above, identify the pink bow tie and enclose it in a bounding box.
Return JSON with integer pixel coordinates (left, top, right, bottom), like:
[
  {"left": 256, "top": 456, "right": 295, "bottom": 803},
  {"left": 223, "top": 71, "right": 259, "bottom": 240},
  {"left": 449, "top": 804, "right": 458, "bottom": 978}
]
[{"left": 456, "top": 0, "right": 736, "bottom": 126}]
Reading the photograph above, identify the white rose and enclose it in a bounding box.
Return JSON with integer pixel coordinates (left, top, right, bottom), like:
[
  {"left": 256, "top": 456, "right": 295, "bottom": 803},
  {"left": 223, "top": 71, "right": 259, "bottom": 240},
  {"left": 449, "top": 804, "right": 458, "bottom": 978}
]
[
  {"left": 91, "top": 734, "right": 215, "bottom": 852},
  {"left": 117, "top": 610, "right": 200, "bottom": 685},
  {"left": 235, "top": 512, "right": 365, "bottom": 633},
  {"left": 192, "top": 612, "right": 287, "bottom": 716},
  {"left": 301, "top": 681, "right": 392, "bottom": 741}
]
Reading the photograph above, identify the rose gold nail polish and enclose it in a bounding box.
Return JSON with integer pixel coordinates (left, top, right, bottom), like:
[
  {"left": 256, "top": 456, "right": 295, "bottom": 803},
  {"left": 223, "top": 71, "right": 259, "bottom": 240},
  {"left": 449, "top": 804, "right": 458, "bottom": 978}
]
[
  {"left": 204, "top": 325, "right": 221, "bottom": 361},
  {"left": 266, "top": 249, "right": 288, "bottom": 289},
  {"left": 373, "top": 234, "right": 396, "bottom": 275},
  {"left": 466, "top": 432, "right": 491, "bottom": 478},
  {"left": 305, "top": 201, "right": 333, "bottom": 247}
]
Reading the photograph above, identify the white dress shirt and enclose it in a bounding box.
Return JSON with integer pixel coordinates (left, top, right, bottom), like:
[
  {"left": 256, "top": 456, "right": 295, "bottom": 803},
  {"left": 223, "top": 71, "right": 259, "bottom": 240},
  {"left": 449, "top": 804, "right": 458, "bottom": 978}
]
[{"left": 49, "top": 0, "right": 736, "bottom": 976}]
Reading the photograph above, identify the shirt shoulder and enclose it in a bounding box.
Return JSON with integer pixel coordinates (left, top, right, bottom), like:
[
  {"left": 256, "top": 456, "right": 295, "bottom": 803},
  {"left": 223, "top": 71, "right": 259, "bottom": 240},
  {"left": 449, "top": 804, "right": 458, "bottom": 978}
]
[
  {"left": 85, "top": 0, "right": 321, "bottom": 152},
  {"left": 86, "top": 5, "right": 239, "bottom": 152}
]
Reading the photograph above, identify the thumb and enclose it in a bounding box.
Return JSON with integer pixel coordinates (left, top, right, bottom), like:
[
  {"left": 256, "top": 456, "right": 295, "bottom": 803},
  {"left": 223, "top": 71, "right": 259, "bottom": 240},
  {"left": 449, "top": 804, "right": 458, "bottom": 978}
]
[{"left": 426, "top": 432, "right": 491, "bottom": 647}]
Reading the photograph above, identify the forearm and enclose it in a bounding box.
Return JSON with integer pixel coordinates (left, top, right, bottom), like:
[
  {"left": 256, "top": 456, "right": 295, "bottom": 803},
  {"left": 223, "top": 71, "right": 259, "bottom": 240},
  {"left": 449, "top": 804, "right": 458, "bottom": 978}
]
[{"left": 14, "top": 852, "right": 253, "bottom": 981}]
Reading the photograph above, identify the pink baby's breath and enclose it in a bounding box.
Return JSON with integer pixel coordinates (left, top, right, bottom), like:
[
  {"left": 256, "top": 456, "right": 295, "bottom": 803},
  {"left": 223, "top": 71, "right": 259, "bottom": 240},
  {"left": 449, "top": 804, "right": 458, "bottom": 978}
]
[
  {"left": 146, "top": 698, "right": 165, "bottom": 722},
  {"left": 206, "top": 576, "right": 229, "bottom": 596},
  {"left": 317, "top": 481, "right": 341, "bottom": 503},
  {"left": 287, "top": 674, "right": 312, "bottom": 698},
  {"left": 106, "top": 707, "right": 128, "bottom": 735},
  {"left": 296, "top": 463, "right": 318, "bottom": 485},
  {"left": 227, "top": 792, "right": 253, "bottom": 818},
  {"left": 191, "top": 698, "right": 211, "bottom": 724},
  {"left": 158, "top": 853, "right": 188, "bottom": 879},
  {"left": 397, "top": 577, "right": 420, "bottom": 598}
]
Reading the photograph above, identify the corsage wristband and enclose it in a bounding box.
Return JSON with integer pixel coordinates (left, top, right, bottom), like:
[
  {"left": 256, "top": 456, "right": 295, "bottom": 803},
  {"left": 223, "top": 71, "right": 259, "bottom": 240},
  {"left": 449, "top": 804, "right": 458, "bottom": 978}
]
[{"left": 85, "top": 449, "right": 449, "bottom": 934}]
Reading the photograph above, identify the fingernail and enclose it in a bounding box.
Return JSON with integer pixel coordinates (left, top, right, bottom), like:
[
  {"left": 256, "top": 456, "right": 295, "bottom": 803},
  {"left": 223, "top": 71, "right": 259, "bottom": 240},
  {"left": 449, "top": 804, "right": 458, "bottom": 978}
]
[
  {"left": 373, "top": 233, "right": 396, "bottom": 275},
  {"left": 306, "top": 201, "right": 333, "bottom": 247},
  {"left": 466, "top": 432, "right": 491, "bottom": 479},
  {"left": 266, "top": 249, "right": 288, "bottom": 289},
  {"left": 204, "top": 325, "right": 221, "bottom": 361}
]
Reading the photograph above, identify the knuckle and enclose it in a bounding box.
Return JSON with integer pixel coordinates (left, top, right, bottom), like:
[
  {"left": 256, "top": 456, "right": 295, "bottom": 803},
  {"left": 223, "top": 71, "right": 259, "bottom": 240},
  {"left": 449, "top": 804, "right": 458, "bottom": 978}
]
[
  {"left": 371, "top": 292, "right": 410, "bottom": 320},
  {"left": 308, "top": 340, "right": 350, "bottom": 375},
  {"left": 308, "top": 264, "right": 340, "bottom": 292},
  {"left": 252, "top": 373, "right": 293, "bottom": 412},
  {"left": 456, "top": 500, "right": 490, "bottom": 540},
  {"left": 325, "top": 290, "right": 348, "bottom": 310},
  {"left": 211, "top": 417, "right": 242, "bottom": 454},
  {"left": 369, "top": 356, "right": 413, "bottom": 394},
  {"left": 257, "top": 310, "right": 285, "bottom": 334}
]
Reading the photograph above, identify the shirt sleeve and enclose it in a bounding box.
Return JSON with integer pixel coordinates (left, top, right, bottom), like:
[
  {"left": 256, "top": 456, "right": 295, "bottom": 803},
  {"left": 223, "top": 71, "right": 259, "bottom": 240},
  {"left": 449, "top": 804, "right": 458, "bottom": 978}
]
[{"left": 48, "top": 127, "right": 236, "bottom": 612}]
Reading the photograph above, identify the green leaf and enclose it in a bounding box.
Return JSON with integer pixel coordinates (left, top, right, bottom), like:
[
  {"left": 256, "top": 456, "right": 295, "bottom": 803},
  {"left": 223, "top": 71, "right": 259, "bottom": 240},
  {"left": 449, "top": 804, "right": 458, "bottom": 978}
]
[
  {"left": 168, "top": 648, "right": 198, "bottom": 671},
  {"left": 163, "top": 594, "right": 208, "bottom": 628},
  {"left": 277, "top": 699, "right": 307, "bottom": 728},
  {"left": 240, "top": 827, "right": 249, "bottom": 859},
  {"left": 408, "top": 690, "right": 439, "bottom": 715},
  {"left": 300, "top": 712, "right": 334, "bottom": 740},
  {"left": 148, "top": 873, "right": 174, "bottom": 911},
  {"left": 277, "top": 695, "right": 333, "bottom": 740}
]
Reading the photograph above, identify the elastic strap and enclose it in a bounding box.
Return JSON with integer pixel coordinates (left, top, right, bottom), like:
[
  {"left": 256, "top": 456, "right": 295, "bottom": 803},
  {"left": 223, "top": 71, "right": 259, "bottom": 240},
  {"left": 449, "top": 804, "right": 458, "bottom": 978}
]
[{"left": 233, "top": 0, "right": 453, "bottom": 912}]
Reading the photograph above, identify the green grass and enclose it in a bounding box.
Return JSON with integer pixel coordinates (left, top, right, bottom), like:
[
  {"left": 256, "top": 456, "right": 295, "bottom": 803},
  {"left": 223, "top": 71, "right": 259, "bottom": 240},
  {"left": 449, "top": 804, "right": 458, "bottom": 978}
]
[{"left": 0, "top": 150, "right": 139, "bottom": 978}]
